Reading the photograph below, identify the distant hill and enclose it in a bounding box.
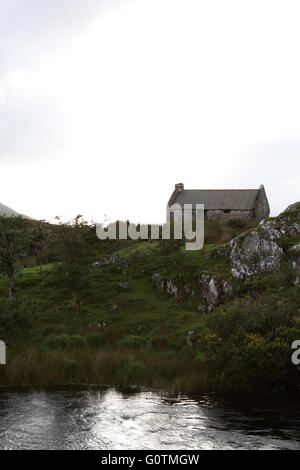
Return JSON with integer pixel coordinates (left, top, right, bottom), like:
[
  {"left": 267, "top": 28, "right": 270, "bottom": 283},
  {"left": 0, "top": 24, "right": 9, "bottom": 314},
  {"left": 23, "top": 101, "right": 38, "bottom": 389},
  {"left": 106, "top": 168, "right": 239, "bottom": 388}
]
[{"left": 0, "top": 202, "right": 29, "bottom": 218}]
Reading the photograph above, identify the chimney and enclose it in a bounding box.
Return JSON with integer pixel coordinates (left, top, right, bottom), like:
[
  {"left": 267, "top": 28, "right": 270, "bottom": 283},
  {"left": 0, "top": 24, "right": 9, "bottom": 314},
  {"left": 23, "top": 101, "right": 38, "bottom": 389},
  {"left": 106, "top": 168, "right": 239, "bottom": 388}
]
[
  {"left": 175, "top": 183, "right": 184, "bottom": 193},
  {"left": 167, "top": 183, "right": 184, "bottom": 207}
]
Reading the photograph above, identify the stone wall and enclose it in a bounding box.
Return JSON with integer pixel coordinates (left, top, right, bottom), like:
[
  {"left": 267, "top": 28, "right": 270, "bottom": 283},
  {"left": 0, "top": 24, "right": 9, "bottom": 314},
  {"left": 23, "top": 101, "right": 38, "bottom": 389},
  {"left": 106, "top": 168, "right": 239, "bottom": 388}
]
[
  {"left": 253, "top": 185, "right": 270, "bottom": 221},
  {"left": 171, "top": 208, "right": 255, "bottom": 222},
  {"left": 204, "top": 209, "right": 253, "bottom": 221}
]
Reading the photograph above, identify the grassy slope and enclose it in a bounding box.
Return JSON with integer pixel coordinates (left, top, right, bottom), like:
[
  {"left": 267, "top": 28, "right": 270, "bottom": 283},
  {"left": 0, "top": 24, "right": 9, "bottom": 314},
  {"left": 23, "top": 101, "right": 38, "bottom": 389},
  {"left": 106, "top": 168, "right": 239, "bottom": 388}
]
[{"left": 0, "top": 215, "right": 299, "bottom": 392}]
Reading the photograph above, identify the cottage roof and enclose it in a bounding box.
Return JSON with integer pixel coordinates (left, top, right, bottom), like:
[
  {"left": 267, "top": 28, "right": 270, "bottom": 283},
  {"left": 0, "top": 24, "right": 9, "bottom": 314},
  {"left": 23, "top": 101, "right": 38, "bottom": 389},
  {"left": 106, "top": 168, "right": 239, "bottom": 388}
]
[{"left": 174, "top": 189, "right": 259, "bottom": 210}]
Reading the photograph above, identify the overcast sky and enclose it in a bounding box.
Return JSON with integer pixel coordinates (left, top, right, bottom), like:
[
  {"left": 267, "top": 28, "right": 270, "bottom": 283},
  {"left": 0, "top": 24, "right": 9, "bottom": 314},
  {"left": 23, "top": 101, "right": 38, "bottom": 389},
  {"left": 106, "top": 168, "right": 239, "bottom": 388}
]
[{"left": 1, "top": 0, "right": 299, "bottom": 223}]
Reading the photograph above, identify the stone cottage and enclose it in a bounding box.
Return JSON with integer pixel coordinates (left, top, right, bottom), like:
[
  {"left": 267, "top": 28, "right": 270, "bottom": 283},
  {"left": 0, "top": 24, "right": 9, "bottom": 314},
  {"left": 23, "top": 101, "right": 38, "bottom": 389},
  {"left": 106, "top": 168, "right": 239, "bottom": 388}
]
[{"left": 168, "top": 183, "right": 270, "bottom": 222}]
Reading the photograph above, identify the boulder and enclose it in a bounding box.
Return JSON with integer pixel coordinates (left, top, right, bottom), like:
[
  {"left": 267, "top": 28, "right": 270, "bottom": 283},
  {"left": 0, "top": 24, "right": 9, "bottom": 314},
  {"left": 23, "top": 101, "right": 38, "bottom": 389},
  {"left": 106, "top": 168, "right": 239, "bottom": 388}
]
[{"left": 228, "top": 204, "right": 300, "bottom": 281}]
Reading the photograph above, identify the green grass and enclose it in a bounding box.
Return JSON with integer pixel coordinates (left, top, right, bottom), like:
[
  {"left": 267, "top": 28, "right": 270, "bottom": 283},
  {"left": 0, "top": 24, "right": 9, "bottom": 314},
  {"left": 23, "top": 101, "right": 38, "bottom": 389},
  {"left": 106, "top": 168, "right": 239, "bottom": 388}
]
[{"left": 0, "top": 214, "right": 299, "bottom": 393}]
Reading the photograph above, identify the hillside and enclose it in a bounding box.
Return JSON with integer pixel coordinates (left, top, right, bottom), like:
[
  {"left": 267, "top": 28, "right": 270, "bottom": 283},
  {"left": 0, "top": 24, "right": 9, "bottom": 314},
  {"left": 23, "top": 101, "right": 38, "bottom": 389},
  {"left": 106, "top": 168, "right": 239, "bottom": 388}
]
[
  {"left": 0, "top": 204, "right": 299, "bottom": 394},
  {"left": 0, "top": 202, "right": 21, "bottom": 217},
  {"left": 0, "top": 201, "right": 30, "bottom": 218}
]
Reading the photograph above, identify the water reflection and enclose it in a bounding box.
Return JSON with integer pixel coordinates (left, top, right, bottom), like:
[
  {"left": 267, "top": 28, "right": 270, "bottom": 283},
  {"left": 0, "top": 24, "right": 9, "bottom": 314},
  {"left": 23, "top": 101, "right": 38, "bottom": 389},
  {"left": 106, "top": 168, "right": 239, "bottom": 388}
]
[{"left": 0, "top": 387, "right": 299, "bottom": 450}]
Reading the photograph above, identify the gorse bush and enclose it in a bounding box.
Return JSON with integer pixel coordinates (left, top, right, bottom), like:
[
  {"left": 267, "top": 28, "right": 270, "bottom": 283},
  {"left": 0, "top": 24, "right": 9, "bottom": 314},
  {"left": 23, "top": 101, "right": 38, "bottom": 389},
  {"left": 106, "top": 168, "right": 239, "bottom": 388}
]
[{"left": 199, "top": 296, "right": 300, "bottom": 394}]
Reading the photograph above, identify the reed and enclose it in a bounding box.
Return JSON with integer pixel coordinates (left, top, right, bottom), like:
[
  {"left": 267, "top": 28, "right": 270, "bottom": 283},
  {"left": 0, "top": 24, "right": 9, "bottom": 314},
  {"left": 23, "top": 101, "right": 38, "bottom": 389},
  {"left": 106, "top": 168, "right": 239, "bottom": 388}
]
[{"left": 0, "top": 347, "right": 208, "bottom": 393}]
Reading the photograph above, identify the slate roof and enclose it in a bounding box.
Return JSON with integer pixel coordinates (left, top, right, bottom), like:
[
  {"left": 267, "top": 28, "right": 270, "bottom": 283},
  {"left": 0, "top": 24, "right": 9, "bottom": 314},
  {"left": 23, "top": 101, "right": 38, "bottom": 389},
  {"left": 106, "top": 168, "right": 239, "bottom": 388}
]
[{"left": 174, "top": 189, "right": 258, "bottom": 210}]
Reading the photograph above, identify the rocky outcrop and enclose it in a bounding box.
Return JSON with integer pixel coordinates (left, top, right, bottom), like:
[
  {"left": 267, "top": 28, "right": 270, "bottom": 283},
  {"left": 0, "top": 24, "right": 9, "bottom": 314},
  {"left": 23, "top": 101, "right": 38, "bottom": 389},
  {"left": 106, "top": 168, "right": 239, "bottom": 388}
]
[
  {"left": 152, "top": 272, "right": 232, "bottom": 311},
  {"left": 198, "top": 274, "right": 232, "bottom": 312},
  {"left": 228, "top": 204, "right": 300, "bottom": 281},
  {"left": 290, "top": 243, "right": 300, "bottom": 286},
  {"left": 151, "top": 203, "right": 300, "bottom": 312},
  {"left": 95, "top": 256, "right": 120, "bottom": 268},
  {"left": 152, "top": 273, "right": 183, "bottom": 302}
]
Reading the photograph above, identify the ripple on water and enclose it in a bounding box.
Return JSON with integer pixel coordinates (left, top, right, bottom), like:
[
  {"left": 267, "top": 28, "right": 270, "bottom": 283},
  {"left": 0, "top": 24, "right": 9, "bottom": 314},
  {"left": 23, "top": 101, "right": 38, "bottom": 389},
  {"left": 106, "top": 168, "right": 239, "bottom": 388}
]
[{"left": 0, "top": 388, "right": 299, "bottom": 450}]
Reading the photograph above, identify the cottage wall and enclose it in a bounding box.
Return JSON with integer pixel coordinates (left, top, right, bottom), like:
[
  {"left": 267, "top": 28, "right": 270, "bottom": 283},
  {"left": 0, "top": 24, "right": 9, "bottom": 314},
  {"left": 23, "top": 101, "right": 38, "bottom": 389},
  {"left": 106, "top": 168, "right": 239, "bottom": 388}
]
[
  {"left": 253, "top": 185, "right": 270, "bottom": 221},
  {"left": 204, "top": 210, "right": 253, "bottom": 221},
  {"left": 168, "top": 183, "right": 270, "bottom": 224},
  {"left": 173, "top": 209, "right": 255, "bottom": 222}
]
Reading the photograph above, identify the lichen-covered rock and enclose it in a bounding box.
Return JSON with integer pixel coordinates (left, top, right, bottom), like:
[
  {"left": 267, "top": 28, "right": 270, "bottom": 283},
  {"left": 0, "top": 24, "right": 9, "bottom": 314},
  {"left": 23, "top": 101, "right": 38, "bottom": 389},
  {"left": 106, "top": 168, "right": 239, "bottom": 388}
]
[
  {"left": 166, "top": 280, "right": 179, "bottom": 298},
  {"left": 228, "top": 203, "right": 300, "bottom": 281},
  {"left": 198, "top": 274, "right": 232, "bottom": 311},
  {"left": 152, "top": 273, "right": 182, "bottom": 301},
  {"left": 197, "top": 304, "right": 207, "bottom": 313},
  {"left": 229, "top": 230, "right": 283, "bottom": 281}
]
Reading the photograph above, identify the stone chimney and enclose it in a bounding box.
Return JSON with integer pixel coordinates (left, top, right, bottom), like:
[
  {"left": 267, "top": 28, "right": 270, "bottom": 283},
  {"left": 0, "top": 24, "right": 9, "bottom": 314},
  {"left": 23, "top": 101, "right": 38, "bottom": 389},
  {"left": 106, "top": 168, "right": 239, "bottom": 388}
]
[
  {"left": 168, "top": 183, "right": 184, "bottom": 207},
  {"left": 175, "top": 183, "right": 184, "bottom": 193}
]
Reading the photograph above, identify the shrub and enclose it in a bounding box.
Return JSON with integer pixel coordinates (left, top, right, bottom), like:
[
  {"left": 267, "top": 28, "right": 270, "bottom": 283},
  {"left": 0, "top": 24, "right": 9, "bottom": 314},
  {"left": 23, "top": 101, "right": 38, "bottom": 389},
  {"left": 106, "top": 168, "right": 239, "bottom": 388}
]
[
  {"left": 119, "top": 335, "right": 147, "bottom": 349},
  {"left": 0, "top": 299, "right": 36, "bottom": 344},
  {"left": 199, "top": 297, "right": 300, "bottom": 393},
  {"left": 117, "top": 356, "right": 146, "bottom": 384},
  {"left": 195, "top": 352, "right": 207, "bottom": 362},
  {"left": 43, "top": 334, "right": 71, "bottom": 350},
  {"left": 43, "top": 334, "right": 87, "bottom": 351},
  {"left": 179, "top": 345, "right": 195, "bottom": 357},
  {"left": 85, "top": 332, "right": 102, "bottom": 349},
  {"left": 70, "top": 335, "right": 87, "bottom": 348}
]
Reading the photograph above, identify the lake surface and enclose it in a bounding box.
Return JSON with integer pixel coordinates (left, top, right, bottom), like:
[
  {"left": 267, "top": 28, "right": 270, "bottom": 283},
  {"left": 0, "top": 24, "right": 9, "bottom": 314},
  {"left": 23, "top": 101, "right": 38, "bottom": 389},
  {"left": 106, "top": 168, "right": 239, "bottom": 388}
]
[{"left": 0, "top": 387, "right": 299, "bottom": 450}]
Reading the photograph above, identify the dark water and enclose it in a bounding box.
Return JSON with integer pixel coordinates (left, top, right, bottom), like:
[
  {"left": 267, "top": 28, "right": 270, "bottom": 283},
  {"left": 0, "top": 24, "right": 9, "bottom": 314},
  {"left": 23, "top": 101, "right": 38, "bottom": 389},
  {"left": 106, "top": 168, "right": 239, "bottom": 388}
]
[{"left": 0, "top": 387, "right": 299, "bottom": 450}]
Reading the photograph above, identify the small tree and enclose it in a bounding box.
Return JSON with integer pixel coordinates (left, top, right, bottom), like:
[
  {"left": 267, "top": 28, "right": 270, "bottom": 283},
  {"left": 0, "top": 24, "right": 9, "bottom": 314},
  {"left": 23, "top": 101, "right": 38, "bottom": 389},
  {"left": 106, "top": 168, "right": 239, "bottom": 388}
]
[
  {"left": 0, "top": 216, "right": 29, "bottom": 298},
  {"left": 54, "top": 216, "right": 93, "bottom": 312}
]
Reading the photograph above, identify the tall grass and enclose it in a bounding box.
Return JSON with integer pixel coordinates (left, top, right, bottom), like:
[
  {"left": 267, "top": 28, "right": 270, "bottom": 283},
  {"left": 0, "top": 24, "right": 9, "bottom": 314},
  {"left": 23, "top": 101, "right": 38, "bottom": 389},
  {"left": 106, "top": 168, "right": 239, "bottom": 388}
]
[{"left": 0, "top": 347, "right": 208, "bottom": 393}]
